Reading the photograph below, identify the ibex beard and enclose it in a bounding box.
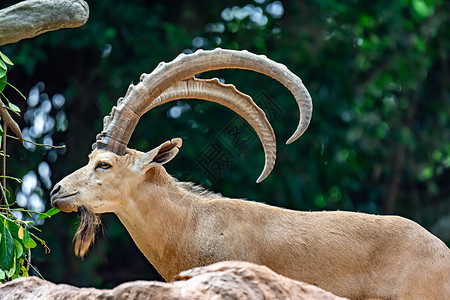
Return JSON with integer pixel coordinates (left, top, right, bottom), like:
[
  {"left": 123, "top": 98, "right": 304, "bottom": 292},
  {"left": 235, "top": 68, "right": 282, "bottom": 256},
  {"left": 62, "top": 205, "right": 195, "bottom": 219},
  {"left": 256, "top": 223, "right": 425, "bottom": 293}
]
[{"left": 74, "top": 205, "right": 101, "bottom": 257}]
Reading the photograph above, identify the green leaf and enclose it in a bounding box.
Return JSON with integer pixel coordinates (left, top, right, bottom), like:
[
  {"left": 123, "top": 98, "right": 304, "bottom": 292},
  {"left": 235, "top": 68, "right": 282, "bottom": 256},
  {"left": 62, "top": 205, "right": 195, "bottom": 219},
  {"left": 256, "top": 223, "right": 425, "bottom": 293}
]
[
  {"left": 0, "top": 59, "right": 6, "bottom": 71},
  {"left": 29, "top": 232, "right": 45, "bottom": 247},
  {"left": 14, "top": 257, "right": 22, "bottom": 276},
  {"left": 22, "top": 227, "right": 30, "bottom": 247},
  {"left": 5, "top": 256, "right": 16, "bottom": 278},
  {"left": 0, "top": 52, "right": 13, "bottom": 66},
  {"left": 13, "top": 239, "right": 23, "bottom": 258},
  {"left": 412, "top": 0, "right": 434, "bottom": 18},
  {"left": 26, "top": 236, "right": 37, "bottom": 249},
  {"left": 20, "top": 265, "right": 28, "bottom": 277},
  {"left": 0, "top": 220, "right": 15, "bottom": 270},
  {"left": 0, "top": 74, "right": 6, "bottom": 92},
  {"left": 8, "top": 102, "right": 20, "bottom": 114},
  {"left": 314, "top": 194, "right": 327, "bottom": 208},
  {"left": 6, "top": 220, "right": 26, "bottom": 250},
  {"left": 0, "top": 64, "right": 6, "bottom": 78},
  {"left": 0, "top": 268, "right": 5, "bottom": 280},
  {"left": 420, "top": 166, "right": 433, "bottom": 181},
  {"left": 37, "top": 208, "right": 61, "bottom": 221}
]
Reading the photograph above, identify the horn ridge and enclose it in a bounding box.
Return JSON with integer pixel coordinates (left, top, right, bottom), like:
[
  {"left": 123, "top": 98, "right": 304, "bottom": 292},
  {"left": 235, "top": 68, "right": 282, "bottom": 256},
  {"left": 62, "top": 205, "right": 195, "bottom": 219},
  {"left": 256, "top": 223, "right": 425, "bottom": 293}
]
[
  {"left": 95, "top": 48, "right": 312, "bottom": 181},
  {"left": 145, "top": 77, "right": 277, "bottom": 182}
]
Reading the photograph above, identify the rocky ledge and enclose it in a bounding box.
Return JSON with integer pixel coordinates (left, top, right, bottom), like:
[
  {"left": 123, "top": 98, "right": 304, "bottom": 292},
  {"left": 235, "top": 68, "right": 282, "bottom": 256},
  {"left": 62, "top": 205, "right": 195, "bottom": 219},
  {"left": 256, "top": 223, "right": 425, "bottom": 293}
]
[{"left": 0, "top": 261, "right": 347, "bottom": 300}]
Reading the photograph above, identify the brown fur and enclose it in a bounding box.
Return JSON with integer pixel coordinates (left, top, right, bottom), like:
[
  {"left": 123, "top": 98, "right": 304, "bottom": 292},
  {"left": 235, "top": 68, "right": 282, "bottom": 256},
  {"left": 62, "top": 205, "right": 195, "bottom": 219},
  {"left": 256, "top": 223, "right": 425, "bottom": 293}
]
[
  {"left": 51, "top": 147, "right": 450, "bottom": 300},
  {"left": 74, "top": 205, "right": 101, "bottom": 257}
]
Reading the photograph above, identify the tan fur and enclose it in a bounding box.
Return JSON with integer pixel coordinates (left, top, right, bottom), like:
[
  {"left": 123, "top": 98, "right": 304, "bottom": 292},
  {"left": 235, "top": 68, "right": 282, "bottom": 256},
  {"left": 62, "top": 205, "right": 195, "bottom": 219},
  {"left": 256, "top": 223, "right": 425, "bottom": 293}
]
[{"left": 51, "top": 148, "right": 450, "bottom": 300}]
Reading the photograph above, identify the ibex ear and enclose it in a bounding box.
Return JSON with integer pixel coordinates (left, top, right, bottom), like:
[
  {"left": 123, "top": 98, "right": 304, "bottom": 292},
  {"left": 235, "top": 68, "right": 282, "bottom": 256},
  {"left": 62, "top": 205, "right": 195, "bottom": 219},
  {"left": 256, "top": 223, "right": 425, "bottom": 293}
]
[{"left": 134, "top": 138, "right": 182, "bottom": 172}]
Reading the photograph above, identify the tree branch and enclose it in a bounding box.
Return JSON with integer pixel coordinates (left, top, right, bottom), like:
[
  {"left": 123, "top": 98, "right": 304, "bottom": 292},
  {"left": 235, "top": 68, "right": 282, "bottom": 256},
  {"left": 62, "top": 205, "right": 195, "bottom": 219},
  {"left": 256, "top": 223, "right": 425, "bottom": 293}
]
[{"left": 0, "top": 0, "right": 89, "bottom": 46}]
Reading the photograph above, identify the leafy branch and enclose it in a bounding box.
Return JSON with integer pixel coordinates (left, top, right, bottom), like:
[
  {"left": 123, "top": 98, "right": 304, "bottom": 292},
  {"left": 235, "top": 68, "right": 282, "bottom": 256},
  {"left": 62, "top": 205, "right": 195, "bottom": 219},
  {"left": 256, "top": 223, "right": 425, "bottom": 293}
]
[{"left": 0, "top": 50, "right": 60, "bottom": 282}]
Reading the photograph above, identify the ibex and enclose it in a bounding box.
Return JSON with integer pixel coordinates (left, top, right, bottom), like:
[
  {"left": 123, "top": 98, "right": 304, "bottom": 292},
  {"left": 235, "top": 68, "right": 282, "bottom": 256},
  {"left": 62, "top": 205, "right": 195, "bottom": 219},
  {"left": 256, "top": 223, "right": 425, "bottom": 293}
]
[{"left": 51, "top": 48, "right": 449, "bottom": 299}]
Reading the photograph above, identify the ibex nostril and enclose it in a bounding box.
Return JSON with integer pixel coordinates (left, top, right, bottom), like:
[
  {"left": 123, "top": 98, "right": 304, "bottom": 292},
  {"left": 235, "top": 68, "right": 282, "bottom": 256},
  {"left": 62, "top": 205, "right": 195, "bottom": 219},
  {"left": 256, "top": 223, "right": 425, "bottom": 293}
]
[{"left": 50, "top": 185, "right": 61, "bottom": 198}]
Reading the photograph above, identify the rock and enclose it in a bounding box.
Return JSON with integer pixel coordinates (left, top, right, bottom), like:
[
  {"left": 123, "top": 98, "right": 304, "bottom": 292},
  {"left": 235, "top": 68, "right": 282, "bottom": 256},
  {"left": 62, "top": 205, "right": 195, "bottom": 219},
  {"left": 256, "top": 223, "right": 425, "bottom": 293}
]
[
  {"left": 173, "top": 261, "right": 348, "bottom": 300},
  {"left": 0, "top": 0, "right": 89, "bottom": 46},
  {"left": 0, "top": 261, "right": 347, "bottom": 299}
]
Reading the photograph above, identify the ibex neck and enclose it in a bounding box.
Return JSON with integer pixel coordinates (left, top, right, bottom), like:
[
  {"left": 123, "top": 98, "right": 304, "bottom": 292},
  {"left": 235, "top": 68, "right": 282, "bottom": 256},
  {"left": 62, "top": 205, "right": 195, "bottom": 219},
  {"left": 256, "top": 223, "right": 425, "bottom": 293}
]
[{"left": 114, "top": 178, "right": 198, "bottom": 280}]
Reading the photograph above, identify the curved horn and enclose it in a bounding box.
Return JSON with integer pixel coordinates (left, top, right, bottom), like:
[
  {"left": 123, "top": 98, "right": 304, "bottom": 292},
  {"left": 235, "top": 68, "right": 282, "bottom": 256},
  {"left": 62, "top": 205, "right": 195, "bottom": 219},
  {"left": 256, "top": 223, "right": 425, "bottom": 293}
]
[
  {"left": 94, "top": 48, "right": 313, "bottom": 182},
  {"left": 148, "top": 77, "right": 276, "bottom": 183},
  {"left": 95, "top": 48, "right": 312, "bottom": 153}
]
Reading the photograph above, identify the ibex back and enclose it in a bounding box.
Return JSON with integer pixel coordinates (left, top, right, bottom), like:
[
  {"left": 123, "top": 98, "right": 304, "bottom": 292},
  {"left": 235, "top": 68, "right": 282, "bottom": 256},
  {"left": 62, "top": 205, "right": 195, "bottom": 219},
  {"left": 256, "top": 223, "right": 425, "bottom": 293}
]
[{"left": 51, "top": 49, "right": 450, "bottom": 300}]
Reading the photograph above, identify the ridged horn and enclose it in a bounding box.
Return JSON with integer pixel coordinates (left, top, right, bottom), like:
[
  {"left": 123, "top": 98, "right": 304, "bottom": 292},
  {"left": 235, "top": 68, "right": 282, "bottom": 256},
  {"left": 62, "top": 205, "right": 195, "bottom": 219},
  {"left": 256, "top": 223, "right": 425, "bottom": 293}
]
[
  {"left": 148, "top": 77, "right": 276, "bottom": 183},
  {"left": 94, "top": 48, "right": 313, "bottom": 182}
]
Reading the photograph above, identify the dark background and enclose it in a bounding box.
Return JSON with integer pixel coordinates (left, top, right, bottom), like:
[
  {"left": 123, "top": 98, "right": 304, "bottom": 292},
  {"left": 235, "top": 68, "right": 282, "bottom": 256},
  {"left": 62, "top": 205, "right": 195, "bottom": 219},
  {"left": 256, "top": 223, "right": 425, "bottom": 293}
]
[{"left": 1, "top": 0, "right": 449, "bottom": 287}]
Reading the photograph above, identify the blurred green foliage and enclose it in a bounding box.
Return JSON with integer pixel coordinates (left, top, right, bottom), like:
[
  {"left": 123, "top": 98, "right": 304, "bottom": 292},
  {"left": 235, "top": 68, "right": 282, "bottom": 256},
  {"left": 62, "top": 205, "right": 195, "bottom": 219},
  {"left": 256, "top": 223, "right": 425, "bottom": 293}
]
[{"left": 1, "top": 0, "right": 449, "bottom": 287}]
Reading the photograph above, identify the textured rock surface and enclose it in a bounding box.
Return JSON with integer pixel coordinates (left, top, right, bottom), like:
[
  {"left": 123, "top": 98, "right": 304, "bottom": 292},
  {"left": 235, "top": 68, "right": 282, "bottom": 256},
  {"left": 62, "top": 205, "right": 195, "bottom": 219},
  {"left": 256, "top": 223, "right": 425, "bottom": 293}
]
[
  {"left": 0, "top": 0, "right": 89, "bottom": 46},
  {"left": 0, "top": 261, "right": 347, "bottom": 300}
]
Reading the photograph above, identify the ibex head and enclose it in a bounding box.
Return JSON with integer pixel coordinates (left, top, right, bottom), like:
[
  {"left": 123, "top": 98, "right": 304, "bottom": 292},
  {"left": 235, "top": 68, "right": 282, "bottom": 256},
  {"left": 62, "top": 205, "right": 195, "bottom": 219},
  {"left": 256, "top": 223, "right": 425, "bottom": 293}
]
[
  {"left": 51, "top": 139, "right": 182, "bottom": 256},
  {"left": 51, "top": 139, "right": 182, "bottom": 214},
  {"left": 51, "top": 48, "right": 312, "bottom": 257}
]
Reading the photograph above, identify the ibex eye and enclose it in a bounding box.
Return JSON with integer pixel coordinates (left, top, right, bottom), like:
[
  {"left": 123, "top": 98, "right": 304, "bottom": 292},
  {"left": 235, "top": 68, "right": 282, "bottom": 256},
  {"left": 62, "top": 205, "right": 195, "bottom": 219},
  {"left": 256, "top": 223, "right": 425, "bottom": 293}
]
[{"left": 97, "top": 162, "right": 111, "bottom": 170}]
